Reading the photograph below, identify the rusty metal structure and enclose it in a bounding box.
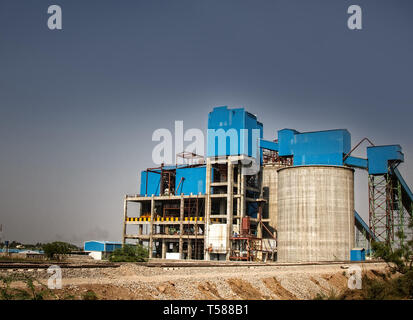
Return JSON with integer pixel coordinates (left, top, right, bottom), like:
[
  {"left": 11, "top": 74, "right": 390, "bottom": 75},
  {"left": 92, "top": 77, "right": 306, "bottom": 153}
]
[{"left": 229, "top": 203, "right": 276, "bottom": 261}]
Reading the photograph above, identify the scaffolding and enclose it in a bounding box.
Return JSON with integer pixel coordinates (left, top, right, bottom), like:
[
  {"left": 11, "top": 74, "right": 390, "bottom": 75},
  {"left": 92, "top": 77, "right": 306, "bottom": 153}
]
[
  {"left": 229, "top": 202, "right": 277, "bottom": 262},
  {"left": 123, "top": 194, "right": 205, "bottom": 260}
]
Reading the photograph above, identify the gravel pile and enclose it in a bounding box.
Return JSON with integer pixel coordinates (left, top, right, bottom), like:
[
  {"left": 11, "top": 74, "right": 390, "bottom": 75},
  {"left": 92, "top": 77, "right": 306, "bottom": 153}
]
[{"left": 1, "top": 262, "right": 390, "bottom": 300}]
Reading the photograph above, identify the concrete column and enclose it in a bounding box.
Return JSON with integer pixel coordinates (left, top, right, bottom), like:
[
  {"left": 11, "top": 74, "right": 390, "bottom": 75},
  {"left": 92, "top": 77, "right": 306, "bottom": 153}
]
[
  {"left": 240, "top": 170, "right": 246, "bottom": 219},
  {"left": 162, "top": 239, "right": 166, "bottom": 259},
  {"left": 257, "top": 202, "right": 263, "bottom": 261},
  {"left": 257, "top": 203, "right": 263, "bottom": 238},
  {"left": 237, "top": 163, "right": 241, "bottom": 229},
  {"left": 138, "top": 202, "right": 142, "bottom": 236},
  {"left": 122, "top": 197, "right": 128, "bottom": 246},
  {"left": 226, "top": 159, "right": 234, "bottom": 260},
  {"left": 204, "top": 158, "right": 212, "bottom": 260},
  {"left": 149, "top": 196, "right": 155, "bottom": 258},
  {"left": 179, "top": 196, "right": 184, "bottom": 259},
  {"left": 187, "top": 240, "right": 192, "bottom": 260}
]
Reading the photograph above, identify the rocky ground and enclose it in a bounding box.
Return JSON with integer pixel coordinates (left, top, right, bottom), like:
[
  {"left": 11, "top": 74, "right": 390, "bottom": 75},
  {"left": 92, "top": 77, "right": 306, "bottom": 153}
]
[{"left": 0, "top": 261, "right": 391, "bottom": 300}]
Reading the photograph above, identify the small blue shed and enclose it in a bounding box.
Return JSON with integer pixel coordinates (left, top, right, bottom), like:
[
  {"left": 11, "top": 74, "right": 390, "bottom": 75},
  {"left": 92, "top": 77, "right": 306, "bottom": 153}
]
[
  {"left": 350, "top": 248, "right": 366, "bottom": 261},
  {"left": 84, "top": 241, "right": 122, "bottom": 253}
]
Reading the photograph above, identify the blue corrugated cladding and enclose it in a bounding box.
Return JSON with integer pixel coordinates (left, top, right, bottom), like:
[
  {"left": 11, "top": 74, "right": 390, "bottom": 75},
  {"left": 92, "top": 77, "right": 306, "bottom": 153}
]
[
  {"left": 367, "top": 145, "right": 404, "bottom": 175},
  {"left": 84, "top": 241, "right": 122, "bottom": 252},
  {"left": 278, "top": 129, "right": 351, "bottom": 166},
  {"left": 207, "top": 106, "right": 263, "bottom": 160},
  {"left": 105, "top": 243, "right": 122, "bottom": 252},
  {"left": 84, "top": 241, "right": 105, "bottom": 252}
]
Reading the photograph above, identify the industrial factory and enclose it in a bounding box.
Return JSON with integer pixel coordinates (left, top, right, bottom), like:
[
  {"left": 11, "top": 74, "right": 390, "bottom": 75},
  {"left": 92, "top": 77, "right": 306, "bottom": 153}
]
[{"left": 122, "top": 106, "right": 413, "bottom": 263}]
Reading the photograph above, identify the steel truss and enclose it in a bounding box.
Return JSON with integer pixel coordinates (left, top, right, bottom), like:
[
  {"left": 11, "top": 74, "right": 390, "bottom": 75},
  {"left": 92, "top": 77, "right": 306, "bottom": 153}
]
[{"left": 369, "top": 169, "right": 412, "bottom": 247}]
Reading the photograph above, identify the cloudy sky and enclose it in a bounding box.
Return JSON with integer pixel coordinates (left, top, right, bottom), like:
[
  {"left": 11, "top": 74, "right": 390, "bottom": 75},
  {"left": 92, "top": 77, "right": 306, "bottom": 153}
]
[{"left": 0, "top": 0, "right": 412, "bottom": 245}]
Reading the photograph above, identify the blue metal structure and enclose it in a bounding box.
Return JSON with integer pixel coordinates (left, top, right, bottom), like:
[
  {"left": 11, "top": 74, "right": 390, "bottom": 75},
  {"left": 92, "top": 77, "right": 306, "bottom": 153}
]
[
  {"left": 355, "top": 210, "right": 376, "bottom": 241},
  {"left": 258, "top": 125, "right": 412, "bottom": 248},
  {"left": 344, "top": 156, "right": 368, "bottom": 169},
  {"left": 175, "top": 166, "right": 207, "bottom": 195},
  {"left": 350, "top": 248, "right": 366, "bottom": 261},
  {"left": 393, "top": 167, "right": 413, "bottom": 204},
  {"left": 140, "top": 169, "right": 162, "bottom": 196},
  {"left": 140, "top": 166, "right": 210, "bottom": 196},
  {"left": 367, "top": 145, "right": 404, "bottom": 175},
  {"left": 277, "top": 129, "right": 351, "bottom": 166},
  {"left": 207, "top": 106, "right": 263, "bottom": 160}
]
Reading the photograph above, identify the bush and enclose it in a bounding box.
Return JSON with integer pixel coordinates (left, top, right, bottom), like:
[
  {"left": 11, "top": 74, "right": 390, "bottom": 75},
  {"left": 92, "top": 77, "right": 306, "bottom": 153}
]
[
  {"left": 82, "top": 290, "right": 98, "bottom": 300},
  {"left": 317, "top": 216, "right": 413, "bottom": 300},
  {"left": 0, "top": 274, "right": 54, "bottom": 300},
  {"left": 314, "top": 216, "right": 413, "bottom": 300},
  {"left": 42, "top": 241, "right": 76, "bottom": 260},
  {"left": 109, "top": 244, "right": 148, "bottom": 262},
  {"left": 371, "top": 216, "right": 413, "bottom": 275}
]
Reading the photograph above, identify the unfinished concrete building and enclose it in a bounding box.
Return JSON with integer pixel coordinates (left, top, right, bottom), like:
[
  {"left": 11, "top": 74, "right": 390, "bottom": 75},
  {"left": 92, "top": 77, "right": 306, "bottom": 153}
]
[{"left": 123, "top": 106, "right": 413, "bottom": 263}]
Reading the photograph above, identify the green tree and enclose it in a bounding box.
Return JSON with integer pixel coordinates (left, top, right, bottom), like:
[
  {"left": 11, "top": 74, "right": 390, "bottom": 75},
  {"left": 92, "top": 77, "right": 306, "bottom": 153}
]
[
  {"left": 109, "top": 244, "right": 148, "bottom": 262},
  {"left": 42, "top": 241, "right": 77, "bottom": 260},
  {"left": 367, "top": 216, "right": 413, "bottom": 299},
  {"left": 372, "top": 217, "right": 413, "bottom": 275}
]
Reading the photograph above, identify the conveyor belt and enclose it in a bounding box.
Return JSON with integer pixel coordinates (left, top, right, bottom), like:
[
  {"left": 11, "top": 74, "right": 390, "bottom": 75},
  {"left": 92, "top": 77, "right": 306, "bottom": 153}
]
[
  {"left": 354, "top": 210, "right": 375, "bottom": 241},
  {"left": 392, "top": 167, "right": 413, "bottom": 214}
]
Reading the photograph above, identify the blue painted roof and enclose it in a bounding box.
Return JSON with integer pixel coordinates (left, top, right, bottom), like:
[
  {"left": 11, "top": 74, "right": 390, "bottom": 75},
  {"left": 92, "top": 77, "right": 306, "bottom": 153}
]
[
  {"left": 84, "top": 241, "right": 122, "bottom": 245},
  {"left": 84, "top": 241, "right": 122, "bottom": 252}
]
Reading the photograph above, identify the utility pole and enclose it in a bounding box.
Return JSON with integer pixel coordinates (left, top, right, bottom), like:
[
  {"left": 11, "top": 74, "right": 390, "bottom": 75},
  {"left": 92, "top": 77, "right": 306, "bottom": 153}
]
[{"left": 0, "top": 224, "right": 6, "bottom": 255}]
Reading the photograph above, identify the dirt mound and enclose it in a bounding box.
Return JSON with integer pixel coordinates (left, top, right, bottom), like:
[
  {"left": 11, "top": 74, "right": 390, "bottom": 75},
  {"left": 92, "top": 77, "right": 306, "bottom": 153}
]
[
  {"left": 309, "top": 276, "right": 329, "bottom": 294},
  {"left": 1, "top": 261, "right": 390, "bottom": 300},
  {"left": 321, "top": 272, "right": 348, "bottom": 289},
  {"left": 227, "top": 279, "right": 265, "bottom": 300},
  {"left": 262, "top": 277, "right": 297, "bottom": 300},
  {"left": 156, "top": 281, "right": 180, "bottom": 299},
  {"left": 198, "top": 281, "right": 222, "bottom": 299},
  {"left": 53, "top": 283, "right": 154, "bottom": 300},
  {"left": 367, "top": 269, "right": 388, "bottom": 280}
]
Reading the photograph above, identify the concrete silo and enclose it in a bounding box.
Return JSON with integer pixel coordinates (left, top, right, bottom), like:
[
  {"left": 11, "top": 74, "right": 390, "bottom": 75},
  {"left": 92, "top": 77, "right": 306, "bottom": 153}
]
[{"left": 277, "top": 165, "right": 355, "bottom": 262}]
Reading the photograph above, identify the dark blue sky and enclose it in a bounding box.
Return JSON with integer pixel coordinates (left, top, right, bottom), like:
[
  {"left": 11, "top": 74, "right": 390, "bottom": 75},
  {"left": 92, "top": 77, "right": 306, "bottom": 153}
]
[{"left": 1, "top": 0, "right": 412, "bottom": 244}]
